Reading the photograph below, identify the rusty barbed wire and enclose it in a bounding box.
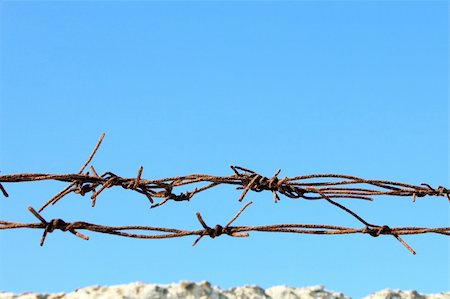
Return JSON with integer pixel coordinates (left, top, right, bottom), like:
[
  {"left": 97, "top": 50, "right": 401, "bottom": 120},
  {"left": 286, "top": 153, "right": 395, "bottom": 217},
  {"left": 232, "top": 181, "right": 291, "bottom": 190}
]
[
  {"left": 0, "top": 202, "right": 450, "bottom": 254},
  {"left": 0, "top": 202, "right": 449, "bottom": 255},
  {"left": 0, "top": 133, "right": 449, "bottom": 255},
  {"left": 0, "top": 134, "right": 448, "bottom": 213}
]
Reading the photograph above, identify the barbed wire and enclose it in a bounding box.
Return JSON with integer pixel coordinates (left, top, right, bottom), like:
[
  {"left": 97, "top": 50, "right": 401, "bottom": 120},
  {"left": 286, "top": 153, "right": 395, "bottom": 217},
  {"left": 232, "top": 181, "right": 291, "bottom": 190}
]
[
  {"left": 1, "top": 202, "right": 449, "bottom": 254},
  {"left": 0, "top": 134, "right": 448, "bottom": 213},
  {"left": 0, "top": 133, "right": 449, "bottom": 255}
]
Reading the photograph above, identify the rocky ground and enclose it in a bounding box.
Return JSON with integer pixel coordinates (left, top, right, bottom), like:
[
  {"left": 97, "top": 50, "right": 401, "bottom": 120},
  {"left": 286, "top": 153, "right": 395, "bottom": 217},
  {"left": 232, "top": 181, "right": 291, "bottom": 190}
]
[{"left": 0, "top": 281, "right": 449, "bottom": 299}]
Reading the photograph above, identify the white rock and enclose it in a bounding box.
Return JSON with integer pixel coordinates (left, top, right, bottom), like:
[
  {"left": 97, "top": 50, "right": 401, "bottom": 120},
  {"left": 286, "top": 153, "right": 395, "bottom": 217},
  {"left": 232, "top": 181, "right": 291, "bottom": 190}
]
[
  {"left": 364, "top": 289, "right": 450, "bottom": 299},
  {"left": 1, "top": 282, "right": 449, "bottom": 299},
  {"left": 266, "top": 285, "right": 349, "bottom": 299}
]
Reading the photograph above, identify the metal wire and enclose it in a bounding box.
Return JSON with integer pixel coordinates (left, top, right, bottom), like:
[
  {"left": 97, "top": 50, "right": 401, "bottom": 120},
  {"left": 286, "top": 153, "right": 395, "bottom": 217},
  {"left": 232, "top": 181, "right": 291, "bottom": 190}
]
[{"left": 1, "top": 133, "right": 449, "bottom": 255}]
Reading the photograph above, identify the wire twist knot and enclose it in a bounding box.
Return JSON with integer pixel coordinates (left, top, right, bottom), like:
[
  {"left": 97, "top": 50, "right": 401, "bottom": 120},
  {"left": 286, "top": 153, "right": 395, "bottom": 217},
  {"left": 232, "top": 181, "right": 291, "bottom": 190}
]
[
  {"left": 420, "top": 184, "right": 450, "bottom": 201},
  {"left": 232, "top": 166, "right": 305, "bottom": 202},
  {"left": 365, "top": 225, "right": 392, "bottom": 237},
  {"left": 45, "top": 218, "right": 71, "bottom": 233},
  {"left": 27, "top": 206, "right": 89, "bottom": 246},
  {"left": 192, "top": 202, "right": 253, "bottom": 246}
]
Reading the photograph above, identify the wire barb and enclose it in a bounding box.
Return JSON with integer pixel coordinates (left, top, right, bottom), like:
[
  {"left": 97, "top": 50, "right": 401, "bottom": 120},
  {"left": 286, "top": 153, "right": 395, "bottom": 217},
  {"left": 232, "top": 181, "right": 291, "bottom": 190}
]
[
  {"left": 0, "top": 182, "right": 8, "bottom": 197},
  {"left": 78, "top": 133, "right": 105, "bottom": 174}
]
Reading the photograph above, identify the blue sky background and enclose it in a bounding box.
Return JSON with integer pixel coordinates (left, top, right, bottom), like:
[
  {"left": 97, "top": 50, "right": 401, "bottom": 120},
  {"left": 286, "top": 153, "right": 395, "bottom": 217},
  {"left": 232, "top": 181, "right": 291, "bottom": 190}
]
[{"left": 0, "top": 1, "right": 448, "bottom": 298}]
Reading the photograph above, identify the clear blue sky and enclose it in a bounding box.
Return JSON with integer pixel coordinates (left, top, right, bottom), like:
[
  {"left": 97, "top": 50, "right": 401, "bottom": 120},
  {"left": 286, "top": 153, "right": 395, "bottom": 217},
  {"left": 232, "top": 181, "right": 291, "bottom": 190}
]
[{"left": 0, "top": 1, "right": 448, "bottom": 298}]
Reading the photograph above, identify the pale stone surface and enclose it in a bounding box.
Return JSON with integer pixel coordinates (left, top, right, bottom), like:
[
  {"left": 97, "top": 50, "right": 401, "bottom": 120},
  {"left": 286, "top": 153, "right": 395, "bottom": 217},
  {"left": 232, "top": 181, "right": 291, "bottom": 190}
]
[
  {"left": 363, "top": 289, "right": 450, "bottom": 299},
  {"left": 0, "top": 282, "right": 449, "bottom": 299},
  {"left": 266, "top": 285, "right": 349, "bottom": 299}
]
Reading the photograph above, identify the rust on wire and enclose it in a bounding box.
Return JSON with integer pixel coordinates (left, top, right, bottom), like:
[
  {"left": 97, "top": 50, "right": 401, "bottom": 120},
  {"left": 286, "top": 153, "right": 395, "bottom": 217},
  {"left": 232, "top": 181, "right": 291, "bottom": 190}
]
[
  {"left": 0, "top": 133, "right": 449, "bottom": 254},
  {"left": 0, "top": 202, "right": 449, "bottom": 254},
  {"left": 0, "top": 134, "right": 448, "bottom": 211}
]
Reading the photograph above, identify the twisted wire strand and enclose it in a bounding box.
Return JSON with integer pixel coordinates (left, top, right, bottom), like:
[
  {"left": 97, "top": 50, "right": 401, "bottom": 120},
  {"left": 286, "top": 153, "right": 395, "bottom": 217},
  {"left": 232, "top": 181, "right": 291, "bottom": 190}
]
[
  {"left": 0, "top": 147, "right": 448, "bottom": 212},
  {"left": 1, "top": 166, "right": 448, "bottom": 210},
  {"left": 1, "top": 203, "right": 449, "bottom": 255}
]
